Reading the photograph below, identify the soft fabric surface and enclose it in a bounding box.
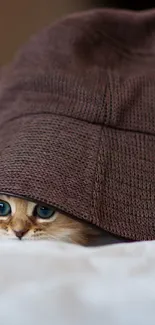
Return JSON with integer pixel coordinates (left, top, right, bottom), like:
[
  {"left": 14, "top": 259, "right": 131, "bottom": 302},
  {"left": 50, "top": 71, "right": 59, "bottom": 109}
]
[{"left": 0, "top": 240, "right": 154, "bottom": 325}]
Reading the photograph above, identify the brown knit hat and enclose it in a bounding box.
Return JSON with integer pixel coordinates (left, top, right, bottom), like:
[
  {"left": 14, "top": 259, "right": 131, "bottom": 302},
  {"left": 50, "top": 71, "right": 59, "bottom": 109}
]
[{"left": 0, "top": 8, "right": 155, "bottom": 241}]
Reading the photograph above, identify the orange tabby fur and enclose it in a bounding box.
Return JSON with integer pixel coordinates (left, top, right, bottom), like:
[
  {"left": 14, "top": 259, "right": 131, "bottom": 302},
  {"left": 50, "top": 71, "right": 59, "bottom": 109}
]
[{"left": 0, "top": 195, "right": 100, "bottom": 245}]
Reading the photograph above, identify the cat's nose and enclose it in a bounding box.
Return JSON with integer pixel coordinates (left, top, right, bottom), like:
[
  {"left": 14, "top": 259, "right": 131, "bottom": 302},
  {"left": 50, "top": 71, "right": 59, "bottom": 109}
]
[{"left": 13, "top": 230, "right": 27, "bottom": 240}]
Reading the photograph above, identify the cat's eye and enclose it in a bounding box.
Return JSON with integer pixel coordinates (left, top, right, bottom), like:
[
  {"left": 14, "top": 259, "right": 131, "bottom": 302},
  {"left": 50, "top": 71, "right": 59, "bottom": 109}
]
[
  {"left": 34, "top": 205, "right": 55, "bottom": 219},
  {"left": 0, "top": 201, "right": 11, "bottom": 216}
]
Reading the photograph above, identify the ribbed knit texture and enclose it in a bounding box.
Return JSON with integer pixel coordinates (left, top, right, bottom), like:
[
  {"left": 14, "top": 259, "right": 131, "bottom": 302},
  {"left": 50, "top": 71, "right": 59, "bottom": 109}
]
[{"left": 0, "top": 8, "right": 155, "bottom": 240}]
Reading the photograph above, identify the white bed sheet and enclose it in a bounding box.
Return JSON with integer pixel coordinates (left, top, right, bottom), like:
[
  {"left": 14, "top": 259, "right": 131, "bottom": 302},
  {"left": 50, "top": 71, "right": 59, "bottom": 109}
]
[{"left": 0, "top": 240, "right": 154, "bottom": 325}]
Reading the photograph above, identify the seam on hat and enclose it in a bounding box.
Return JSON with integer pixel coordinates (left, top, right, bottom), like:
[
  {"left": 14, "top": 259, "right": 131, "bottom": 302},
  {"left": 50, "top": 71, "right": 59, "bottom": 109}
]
[
  {"left": 2, "top": 112, "right": 155, "bottom": 137},
  {"left": 105, "top": 125, "right": 155, "bottom": 138},
  {"left": 0, "top": 112, "right": 103, "bottom": 127},
  {"left": 89, "top": 125, "right": 103, "bottom": 225},
  {"left": 106, "top": 69, "right": 113, "bottom": 125}
]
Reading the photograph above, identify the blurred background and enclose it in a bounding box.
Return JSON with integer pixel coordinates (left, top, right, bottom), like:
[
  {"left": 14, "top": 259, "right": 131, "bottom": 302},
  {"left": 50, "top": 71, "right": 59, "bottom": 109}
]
[{"left": 0, "top": 0, "right": 153, "bottom": 66}]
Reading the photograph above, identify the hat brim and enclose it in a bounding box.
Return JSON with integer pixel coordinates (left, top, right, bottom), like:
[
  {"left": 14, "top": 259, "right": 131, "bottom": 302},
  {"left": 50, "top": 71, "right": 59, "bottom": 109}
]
[
  {"left": 0, "top": 114, "right": 155, "bottom": 241},
  {"left": 0, "top": 113, "right": 101, "bottom": 222}
]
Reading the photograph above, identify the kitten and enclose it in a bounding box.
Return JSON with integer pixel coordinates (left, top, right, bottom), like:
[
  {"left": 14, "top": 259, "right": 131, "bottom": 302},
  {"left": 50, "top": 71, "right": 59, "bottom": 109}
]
[{"left": 0, "top": 195, "right": 101, "bottom": 245}]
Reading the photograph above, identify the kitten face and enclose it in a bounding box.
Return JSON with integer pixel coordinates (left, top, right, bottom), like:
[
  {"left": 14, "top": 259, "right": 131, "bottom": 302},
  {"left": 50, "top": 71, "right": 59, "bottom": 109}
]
[{"left": 0, "top": 195, "right": 99, "bottom": 245}]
